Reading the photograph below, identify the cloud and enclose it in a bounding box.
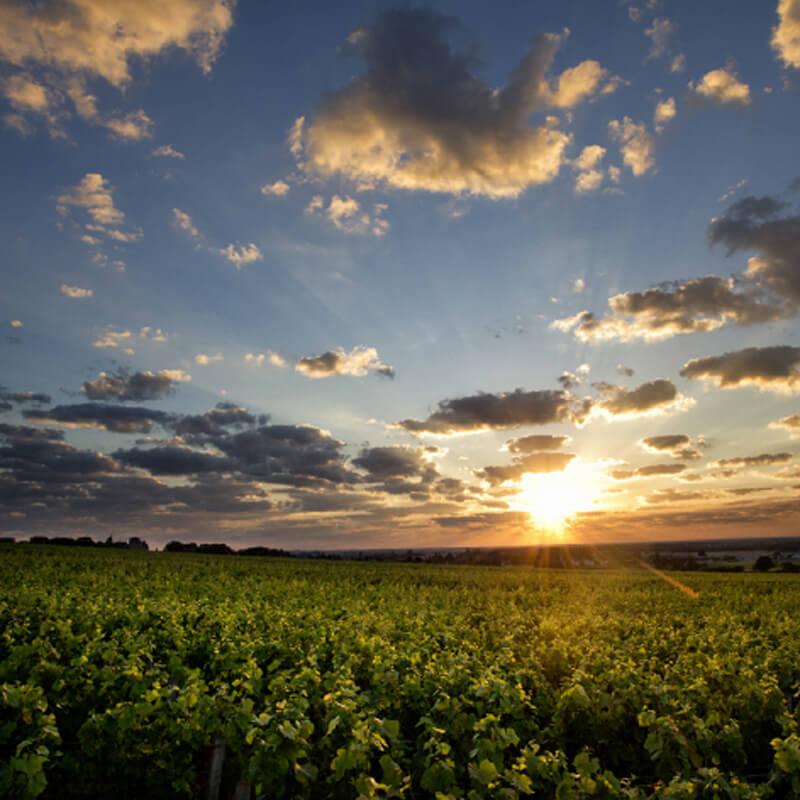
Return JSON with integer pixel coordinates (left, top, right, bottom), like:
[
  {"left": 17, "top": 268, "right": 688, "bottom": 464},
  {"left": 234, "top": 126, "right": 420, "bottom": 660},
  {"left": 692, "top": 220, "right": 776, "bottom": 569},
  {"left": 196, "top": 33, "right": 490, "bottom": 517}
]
[
  {"left": 306, "top": 194, "right": 390, "bottom": 236},
  {"left": 639, "top": 434, "right": 703, "bottom": 460},
  {"left": 295, "top": 346, "right": 394, "bottom": 379},
  {"left": 709, "top": 191, "right": 800, "bottom": 307},
  {"left": 644, "top": 18, "right": 674, "bottom": 61},
  {"left": 681, "top": 346, "right": 800, "bottom": 393},
  {"left": 690, "top": 66, "right": 751, "bottom": 105},
  {"left": 353, "top": 445, "right": 438, "bottom": 490},
  {"left": 773, "top": 0, "right": 800, "bottom": 69},
  {"left": 610, "top": 462, "right": 687, "bottom": 480},
  {"left": 24, "top": 403, "right": 170, "bottom": 434},
  {"left": 152, "top": 145, "right": 185, "bottom": 159},
  {"left": 194, "top": 353, "right": 223, "bottom": 365},
  {"left": 114, "top": 446, "right": 231, "bottom": 476},
  {"left": 10, "top": 320, "right": 22, "bottom": 329},
  {"left": 0, "top": 1, "right": 233, "bottom": 137},
  {"left": 617, "top": 364, "right": 635, "bottom": 377},
  {"left": 477, "top": 451, "right": 576, "bottom": 486},
  {"left": 552, "top": 275, "right": 785, "bottom": 343},
  {"left": 608, "top": 117, "right": 655, "bottom": 176},
  {"left": 0, "top": 388, "right": 51, "bottom": 409},
  {"left": 396, "top": 388, "right": 575, "bottom": 434},
  {"left": 591, "top": 379, "right": 692, "bottom": 419},
  {"left": 92, "top": 326, "right": 167, "bottom": 351},
  {"left": 218, "top": 242, "right": 263, "bottom": 268},
  {"left": 654, "top": 97, "right": 676, "bottom": 133},
  {"left": 172, "top": 208, "right": 201, "bottom": 239},
  {"left": 60, "top": 284, "right": 93, "bottom": 299},
  {"left": 714, "top": 452, "right": 792, "bottom": 468},
  {"left": 572, "top": 145, "right": 606, "bottom": 194},
  {"left": 556, "top": 185, "right": 800, "bottom": 344},
  {"left": 770, "top": 414, "right": 800, "bottom": 434},
  {"left": 261, "top": 180, "right": 290, "bottom": 197},
  {"left": 545, "top": 60, "right": 622, "bottom": 109},
  {"left": 102, "top": 109, "right": 154, "bottom": 141},
  {"left": 573, "top": 277, "right": 587, "bottom": 293},
  {"left": 57, "top": 173, "right": 124, "bottom": 227},
  {"left": 245, "top": 352, "right": 286, "bottom": 368},
  {"left": 670, "top": 54, "right": 686, "bottom": 73},
  {"left": 0, "top": 0, "right": 233, "bottom": 86},
  {"left": 81, "top": 369, "right": 191, "bottom": 403},
  {"left": 293, "top": 10, "right": 621, "bottom": 199},
  {"left": 504, "top": 434, "right": 571, "bottom": 453},
  {"left": 57, "top": 173, "right": 142, "bottom": 249}
]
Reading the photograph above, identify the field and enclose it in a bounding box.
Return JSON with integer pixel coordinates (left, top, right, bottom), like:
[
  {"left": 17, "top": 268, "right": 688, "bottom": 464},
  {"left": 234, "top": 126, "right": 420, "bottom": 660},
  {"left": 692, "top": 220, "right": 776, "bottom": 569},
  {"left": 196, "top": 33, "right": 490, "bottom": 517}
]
[{"left": 2, "top": 546, "right": 800, "bottom": 799}]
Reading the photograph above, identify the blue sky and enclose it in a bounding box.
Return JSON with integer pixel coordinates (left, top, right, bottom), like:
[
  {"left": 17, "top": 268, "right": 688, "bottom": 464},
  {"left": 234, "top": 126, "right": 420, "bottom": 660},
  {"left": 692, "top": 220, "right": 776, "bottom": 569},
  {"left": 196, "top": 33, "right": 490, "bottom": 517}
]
[{"left": 2, "top": 0, "right": 800, "bottom": 548}]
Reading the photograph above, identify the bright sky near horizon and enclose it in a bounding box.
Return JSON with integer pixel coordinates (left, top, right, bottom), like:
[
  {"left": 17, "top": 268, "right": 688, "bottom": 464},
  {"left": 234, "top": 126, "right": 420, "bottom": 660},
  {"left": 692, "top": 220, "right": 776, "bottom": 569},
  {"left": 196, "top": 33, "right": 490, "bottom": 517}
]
[{"left": 2, "top": 0, "right": 800, "bottom": 548}]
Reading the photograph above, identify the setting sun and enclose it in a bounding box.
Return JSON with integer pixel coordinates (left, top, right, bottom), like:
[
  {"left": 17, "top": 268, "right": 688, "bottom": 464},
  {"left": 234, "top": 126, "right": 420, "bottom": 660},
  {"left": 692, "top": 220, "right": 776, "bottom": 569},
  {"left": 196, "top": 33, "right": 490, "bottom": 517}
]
[{"left": 510, "top": 461, "right": 603, "bottom": 533}]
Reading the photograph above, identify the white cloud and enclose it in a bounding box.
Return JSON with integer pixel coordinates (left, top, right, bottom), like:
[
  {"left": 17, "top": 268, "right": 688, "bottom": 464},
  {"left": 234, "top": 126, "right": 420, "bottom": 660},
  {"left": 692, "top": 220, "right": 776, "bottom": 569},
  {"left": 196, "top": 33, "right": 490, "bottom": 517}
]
[
  {"left": 0, "top": 1, "right": 233, "bottom": 138},
  {"left": 573, "top": 278, "right": 586, "bottom": 293},
  {"left": 172, "top": 208, "right": 201, "bottom": 239},
  {"left": 0, "top": 0, "right": 233, "bottom": 87},
  {"left": 773, "top": 0, "right": 800, "bottom": 69},
  {"left": 57, "top": 173, "right": 142, "bottom": 248},
  {"left": 261, "top": 180, "right": 290, "bottom": 197},
  {"left": 608, "top": 117, "right": 655, "bottom": 176},
  {"left": 307, "top": 194, "right": 390, "bottom": 236},
  {"left": 60, "top": 284, "right": 93, "bottom": 298},
  {"left": 103, "top": 110, "right": 154, "bottom": 141},
  {"left": 654, "top": 97, "right": 676, "bottom": 133},
  {"left": 546, "top": 60, "right": 623, "bottom": 109},
  {"left": 690, "top": 66, "right": 751, "bottom": 105},
  {"left": 245, "top": 351, "right": 287, "bottom": 368},
  {"left": 10, "top": 320, "right": 22, "bottom": 329},
  {"left": 152, "top": 144, "right": 185, "bottom": 159},
  {"left": 194, "top": 353, "right": 224, "bottom": 365},
  {"left": 92, "top": 326, "right": 167, "bottom": 350},
  {"left": 644, "top": 18, "right": 674, "bottom": 61},
  {"left": 218, "top": 243, "right": 263, "bottom": 268},
  {"left": 670, "top": 54, "right": 686, "bottom": 73}
]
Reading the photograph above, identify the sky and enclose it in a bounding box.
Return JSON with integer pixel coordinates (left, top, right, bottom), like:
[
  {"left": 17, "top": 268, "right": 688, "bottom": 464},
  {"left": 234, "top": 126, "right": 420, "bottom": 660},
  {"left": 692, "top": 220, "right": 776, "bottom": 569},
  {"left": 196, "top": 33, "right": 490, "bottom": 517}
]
[{"left": 2, "top": 0, "right": 800, "bottom": 549}]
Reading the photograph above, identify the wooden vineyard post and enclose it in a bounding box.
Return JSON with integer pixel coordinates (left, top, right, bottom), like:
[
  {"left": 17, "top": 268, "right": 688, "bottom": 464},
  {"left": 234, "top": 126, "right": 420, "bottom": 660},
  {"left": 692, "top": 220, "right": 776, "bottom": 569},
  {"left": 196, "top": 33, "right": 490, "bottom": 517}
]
[{"left": 205, "top": 737, "right": 226, "bottom": 800}]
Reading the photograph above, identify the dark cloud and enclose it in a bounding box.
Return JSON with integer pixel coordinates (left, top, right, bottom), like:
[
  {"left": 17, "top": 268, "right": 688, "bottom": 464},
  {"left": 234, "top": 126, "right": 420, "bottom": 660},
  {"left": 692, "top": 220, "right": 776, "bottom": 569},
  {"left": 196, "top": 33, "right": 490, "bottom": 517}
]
[
  {"left": 610, "top": 463, "right": 687, "bottom": 480},
  {"left": 114, "top": 446, "right": 233, "bottom": 475},
  {"left": 0, "top": 422, "right": 120, "bottom": 484},
  {"left": 170, "top": 403, "right": 266, "bottom": 438},
  {"left": 81, "top": 368, "right": 190, "bottom": 402},
  {"left": 353, "top": 445, "right": 436, "bottom": 481},
  {"left": 713, "top": 452, "right": 792, "bottom": 468},
  {"left": 0, "top": 388, "right": 51, "bottom": 407},
  {"left": 295, "top": 9, "right": 620, "bottom": 198},
  {"left": 504, "top": 434, "right": 570, "bottom": 453},
  {"left": 592, "top": 379, "right": 689, "bottom": 418},
  {"left": 477, "top": 451, "right": 575, "bottom": 486},
  {"left": 639, "top": 434, "right": 703, "bottom": 460},
  {"left": 396, "top": 388, "right": 574, "bottom": 434},
  {"left": 770, "top": 414, "right": 800, "bottom": 432},
  {"left": 24, "top": 403, "right": 170, "bottom": 433},
  {"left": 680, "top": 346, "right": 800, "bottom": 392},
  {"left": 554, "top": 185, "right": 800, "bottom": 343},
  {"left": 553, "top": 276, "right": 782, "bottom": 342},
  {"left": 709, "top": 192, "right": 800, "bottom": 304},
  {"left": 210, "top": 424, "right": 358, "bottom": 487}
]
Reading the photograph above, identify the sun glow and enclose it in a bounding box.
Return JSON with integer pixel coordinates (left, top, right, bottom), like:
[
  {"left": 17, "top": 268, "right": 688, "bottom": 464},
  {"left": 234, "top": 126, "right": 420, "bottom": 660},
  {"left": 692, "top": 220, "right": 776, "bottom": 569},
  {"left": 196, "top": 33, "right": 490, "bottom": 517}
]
[{"left": 510, "top": 460, "right": 604, "bottom": 533}]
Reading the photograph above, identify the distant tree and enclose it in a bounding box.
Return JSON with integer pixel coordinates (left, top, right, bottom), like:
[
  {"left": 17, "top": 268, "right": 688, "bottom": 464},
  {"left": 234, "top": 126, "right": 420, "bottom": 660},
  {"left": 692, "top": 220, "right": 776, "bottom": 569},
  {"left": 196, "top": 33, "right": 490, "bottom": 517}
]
[{"left": 754, "top": 555, "right": 775, "bottom": 572}]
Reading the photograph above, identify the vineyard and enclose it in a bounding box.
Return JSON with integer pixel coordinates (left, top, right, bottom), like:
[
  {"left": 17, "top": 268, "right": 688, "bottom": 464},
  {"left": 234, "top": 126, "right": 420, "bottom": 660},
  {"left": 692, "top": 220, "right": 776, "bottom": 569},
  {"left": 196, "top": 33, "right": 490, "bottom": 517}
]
[{"left": 2, "top": 546, "right": 800, "bottom": 799}]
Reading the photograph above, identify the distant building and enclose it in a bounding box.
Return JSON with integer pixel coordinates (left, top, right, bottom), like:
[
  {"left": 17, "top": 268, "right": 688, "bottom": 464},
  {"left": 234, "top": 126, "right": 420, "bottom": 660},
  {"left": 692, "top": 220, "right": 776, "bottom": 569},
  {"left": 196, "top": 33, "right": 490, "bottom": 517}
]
[{"left": 128, "top": 537, "right": 149, "bottom": 551}]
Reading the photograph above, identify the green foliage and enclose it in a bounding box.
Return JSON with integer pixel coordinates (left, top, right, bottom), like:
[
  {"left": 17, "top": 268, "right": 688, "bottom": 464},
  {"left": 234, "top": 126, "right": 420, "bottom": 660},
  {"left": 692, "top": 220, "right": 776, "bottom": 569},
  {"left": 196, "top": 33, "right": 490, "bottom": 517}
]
[{"left": 1, "top": 546, "right": 800, "bottom": 798}]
